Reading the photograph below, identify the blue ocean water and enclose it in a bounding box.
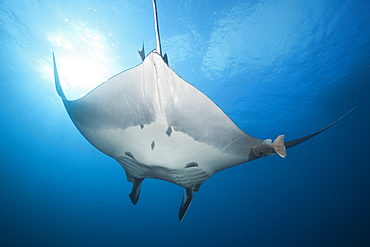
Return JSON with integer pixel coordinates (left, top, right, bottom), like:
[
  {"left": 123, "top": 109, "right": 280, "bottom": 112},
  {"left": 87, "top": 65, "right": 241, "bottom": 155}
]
[{"left": 1, "top": 0, "right": 369, "bottom": 246}]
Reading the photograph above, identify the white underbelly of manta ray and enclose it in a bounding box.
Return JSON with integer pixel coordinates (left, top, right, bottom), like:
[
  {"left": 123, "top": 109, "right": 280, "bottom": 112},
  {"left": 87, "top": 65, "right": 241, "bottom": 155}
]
[
  {"left": 52, "top": 0, "right": 354, "bottom": 222},
  {"left": 98, "top": 116, "right": 246, "bottom": 171}
]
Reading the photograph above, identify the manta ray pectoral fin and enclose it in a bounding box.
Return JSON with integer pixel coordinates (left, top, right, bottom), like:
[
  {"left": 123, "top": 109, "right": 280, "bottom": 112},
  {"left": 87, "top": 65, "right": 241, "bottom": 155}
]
[
  {"left": 129, "top": 178, "right": 144, "bottom": 205},
  {"left": 284, "top": 107, "right": 357, "bottom": 150},
  {"left": 52, "top": 53, "right": 66, "bottom": 100},
  {"left": 137, "top": 43, "right": 145, "bottom": 62},
  {"left": 250, "top": 135, "right": 286, "bottom": 158},
  {"left": 249, "top": 107, "right": 356, "bottom": 160},
  {"left": 179, "top": 188, "right": 193, "bottom": 222}
]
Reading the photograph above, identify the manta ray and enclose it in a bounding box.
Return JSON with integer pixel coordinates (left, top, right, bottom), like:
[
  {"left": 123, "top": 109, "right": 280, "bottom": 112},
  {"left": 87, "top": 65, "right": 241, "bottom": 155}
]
[{"left": 53, "top": 0, "right": 354, "bottom": 221}]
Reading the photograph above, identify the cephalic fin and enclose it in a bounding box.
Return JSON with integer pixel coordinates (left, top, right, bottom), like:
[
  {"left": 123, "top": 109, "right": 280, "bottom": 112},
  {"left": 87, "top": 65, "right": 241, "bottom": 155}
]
[
  {"left": 179, "top": 188, "right": 193, "bottom": 222},
  {"left": 129, "top": 178, "right": 144, "bottom": 205}
]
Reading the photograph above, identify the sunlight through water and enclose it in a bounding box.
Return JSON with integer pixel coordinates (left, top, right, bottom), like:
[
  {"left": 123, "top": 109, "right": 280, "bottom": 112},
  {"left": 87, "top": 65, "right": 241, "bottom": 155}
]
[{"left": 47, "top": 20, "right": 113, "bottom": 100}]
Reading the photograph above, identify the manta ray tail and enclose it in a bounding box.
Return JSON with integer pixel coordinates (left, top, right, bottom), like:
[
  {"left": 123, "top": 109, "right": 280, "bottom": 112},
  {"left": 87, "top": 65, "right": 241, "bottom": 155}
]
[
  {"left": 152, "top": 0, "right": 162, "bottom": 56},
  {"left": 152, "top": 0, "right": 168, "bottom": 64},
  {"left": 179, "top": 188, "right": 193, "bottom": 222}
]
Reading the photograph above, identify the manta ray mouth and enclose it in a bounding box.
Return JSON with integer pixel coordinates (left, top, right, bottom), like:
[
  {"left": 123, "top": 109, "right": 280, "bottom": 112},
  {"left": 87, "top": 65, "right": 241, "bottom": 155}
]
[{"left": 115, "top": 156, "right": 212, "bottom": 191}]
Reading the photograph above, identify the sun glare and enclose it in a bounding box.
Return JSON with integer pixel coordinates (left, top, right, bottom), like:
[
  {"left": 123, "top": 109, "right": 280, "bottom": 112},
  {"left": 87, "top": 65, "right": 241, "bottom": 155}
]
[
  {"left": 48, "top": 22, "right": 117, "bottom": 100},
  {"left": 57, "top": 56, "right": 108, "bottom": 99}
]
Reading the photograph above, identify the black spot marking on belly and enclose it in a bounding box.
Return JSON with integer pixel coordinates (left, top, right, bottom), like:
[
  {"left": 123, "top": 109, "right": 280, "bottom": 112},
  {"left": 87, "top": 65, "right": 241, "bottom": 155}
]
[
  {"left": 151, "top": 141, "right": 155, "bottom": 150},
  {"left": 140, "top": 124, "right": 144, "bottom": 129},
  {"left": 125, "top": 152, "right": 135, "bottom": 160},
  {"left": 185, "top": 162, "right": 198, "bottom": 168},
  {"left": 166, "top": 126, "right": 172, "bottom": 137}
]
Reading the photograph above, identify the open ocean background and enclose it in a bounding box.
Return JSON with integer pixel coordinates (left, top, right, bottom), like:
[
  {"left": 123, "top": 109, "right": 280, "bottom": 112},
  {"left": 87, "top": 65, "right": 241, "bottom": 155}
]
[{"left": 1, "top": 0, "right": 369, "bottom": 246}]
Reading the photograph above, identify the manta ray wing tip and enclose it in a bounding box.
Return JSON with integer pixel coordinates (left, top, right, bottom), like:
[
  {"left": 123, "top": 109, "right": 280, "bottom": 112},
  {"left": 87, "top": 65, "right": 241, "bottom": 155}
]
[{"left": 52, "top": 53, "right": 67, "bottom": 100}]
